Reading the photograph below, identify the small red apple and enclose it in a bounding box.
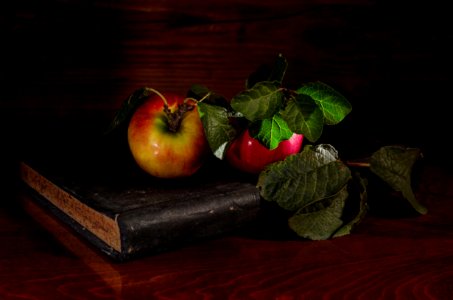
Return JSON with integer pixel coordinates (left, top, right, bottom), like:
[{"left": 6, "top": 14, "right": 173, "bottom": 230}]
[
  {"left": 127, "top": 92, "right": 209, "bottom": 178},
  {"left": 226, "top": 129, "right": 303, "bottom": 174}
]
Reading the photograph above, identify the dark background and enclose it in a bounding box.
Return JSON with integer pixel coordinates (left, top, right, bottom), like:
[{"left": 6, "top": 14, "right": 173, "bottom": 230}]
[{"left": 1, "top": 0, "right": 452, "bottom": 192}]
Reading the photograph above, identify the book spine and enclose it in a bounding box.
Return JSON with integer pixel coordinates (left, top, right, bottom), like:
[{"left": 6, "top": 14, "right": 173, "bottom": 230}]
[{"left": 19, "top": 162, "right": 122, "bottom": 253}]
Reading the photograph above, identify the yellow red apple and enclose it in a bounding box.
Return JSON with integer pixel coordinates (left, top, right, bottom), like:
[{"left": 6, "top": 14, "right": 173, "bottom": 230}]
[{"left": 127, "top": 92, "right": 209, "bottom": 178}]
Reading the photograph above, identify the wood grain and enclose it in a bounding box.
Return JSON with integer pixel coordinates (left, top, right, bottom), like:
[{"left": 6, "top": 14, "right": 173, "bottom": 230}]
[{"left": 1, "top": 165, "right": 453, "bottom": 299}]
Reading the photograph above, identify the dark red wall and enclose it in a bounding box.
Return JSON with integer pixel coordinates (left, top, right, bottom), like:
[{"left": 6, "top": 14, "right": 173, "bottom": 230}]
[{"left": 1, "top": 0, "right": 452, "bottom": 177}]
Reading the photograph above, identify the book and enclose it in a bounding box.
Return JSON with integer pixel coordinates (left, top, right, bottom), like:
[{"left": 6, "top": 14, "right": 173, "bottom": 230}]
[{"left": 19, "top": 136, "right": 262, "bottom": 261}]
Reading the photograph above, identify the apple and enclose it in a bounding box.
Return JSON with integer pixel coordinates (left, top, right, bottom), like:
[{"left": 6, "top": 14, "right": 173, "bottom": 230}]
[
  {"left": 226, "top": 129, "right": 303, "bottom": 174},
  {"left": 127, "top": 92, "right": 209, "bottom": 178}
]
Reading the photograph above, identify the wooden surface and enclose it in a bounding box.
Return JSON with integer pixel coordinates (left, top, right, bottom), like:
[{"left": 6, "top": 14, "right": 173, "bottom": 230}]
[
  {"left": 2, "top": 164, "right": 453, "bottom": 299},
  {"left": 2, "top": 0, "right": 453, "bottom": 299}
]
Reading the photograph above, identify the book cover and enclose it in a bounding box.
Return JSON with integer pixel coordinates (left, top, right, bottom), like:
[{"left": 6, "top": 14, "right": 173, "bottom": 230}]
[{"left": 18, "top": 136, "right": 262, "bottom": 261}]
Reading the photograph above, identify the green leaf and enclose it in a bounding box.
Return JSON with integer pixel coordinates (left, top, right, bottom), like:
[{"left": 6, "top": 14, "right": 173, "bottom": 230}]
[
  {"left": 296, "top": 81, "right": 352, "bottom": 125},
  {"left": 246, "top": 53, "right": 288, "bottom": 89},
  {"left": 105, "top": 87, "right": 155, "bottom": 134},
  {"left": 369, "top": 145, "right": 427, "bottom": 214},
  {"left": 197, "top": 102, "right": 236, "bottom": 159},
  {"left": 288, "top": 185, "right": 349, "bottom": 240},
  {"left": 249, "top": 115, "right": 293, "bottom": 150},
  {"left": 230, "top": 81, "right": 284, "bottom": 122},
  {"left": 332, "top": 172, "right": 368, "bottom": 238},
  {"left": 257, "top": 144, "right": 352, "bottom": 211},
  {"left": 188, "top": 84, "right": 211, "bottom": 98},
  {"left": 268, "top": 53, "right": 288, "bottom": 85},
  {"left": 187, "top": 84, "right": 230, "bottom": 108},
  {"left": 280, "top": 94, "right": 324, "bottom": 142}
]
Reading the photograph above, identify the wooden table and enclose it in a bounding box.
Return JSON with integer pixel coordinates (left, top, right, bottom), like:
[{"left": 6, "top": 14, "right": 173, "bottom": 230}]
[
  {"left": 1, "top": 163, "right": 453, "bottom": 299},
  {"left": 2, "top": 0, "right": 453, "bottom": 298}
]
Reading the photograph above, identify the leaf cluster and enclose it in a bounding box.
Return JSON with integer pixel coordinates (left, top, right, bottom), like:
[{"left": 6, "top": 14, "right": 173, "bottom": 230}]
[
  {"left": 193, "top": 54, "right": 352, "bottom": 159},
  {"left": 192, "top": 54, "right": 426, "bottom": 240},
  {"left": 258, "top": 144, "right": 425, "bottom": 240}
]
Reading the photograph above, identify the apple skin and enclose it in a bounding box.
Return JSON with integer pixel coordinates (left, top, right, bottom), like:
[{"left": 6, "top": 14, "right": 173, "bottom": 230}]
[
  {"left": 127, "top": 93, "right": 209, "bottom": 178},
  {"left": 226, "top": 129, "right": 303, "bottom": 174}
]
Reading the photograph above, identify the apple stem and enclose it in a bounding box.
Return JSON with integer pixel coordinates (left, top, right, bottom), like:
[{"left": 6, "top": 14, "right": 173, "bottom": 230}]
[
  {"left": 184, "top": 92, "right": 211, "bottom": 104},
  {"left": 345, "top": 160, "right": 371, "bottom": 168},
  {"left": 162, "top": 92, "right": 210, "bottom": 133},
  {"left": 148, "top": 88, "right": 169, "bottom": 107},
  {"left": 146, "top": 87, "right": 195, "bottom": 133},
  {"left": 164, "top": 103, "right": 195, "bottom": 133}
]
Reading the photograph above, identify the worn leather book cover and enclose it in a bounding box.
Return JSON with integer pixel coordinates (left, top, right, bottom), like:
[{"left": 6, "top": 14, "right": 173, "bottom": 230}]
[{"left": 19, "top": 135, "right": 261, "bottom": 261}]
